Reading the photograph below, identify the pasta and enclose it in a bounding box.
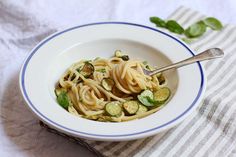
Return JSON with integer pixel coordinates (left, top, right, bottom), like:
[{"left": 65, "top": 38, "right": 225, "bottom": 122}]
[{"left": 55, "top": 50, "right": 170, "bottom": 122}]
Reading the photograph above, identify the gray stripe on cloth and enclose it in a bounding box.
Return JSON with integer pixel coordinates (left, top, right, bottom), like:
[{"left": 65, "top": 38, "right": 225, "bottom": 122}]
[
  {"left": 151, "top": 25, "right": 236, "bottom": 156},
  {"left": 89, "top": 141, "right": 103, "bottom": 147},
  {"left": 187, "top": 84, "right": 236, "bottom": 156},
  {"left": 128, "top": 137, "right": 154, "bottom": 157},
  {"left": 119, "top": 138, "right": 147, "bottom": 157},
  {"left": 216, "top": 122, "right": 236, "bottom": 156},
  {"left": 103, "top": 141, "right": 129, "bottom": 154},
  {"left": 187, "top": 69, "right": 236, "bottom": 156},
  {"left": 132, "top": 132, "right": 170, "bottom": 157},
  {"left": 194, "top": 26, "right": 234, "bottom": 52},
  {"left": 201, "top": 94, "right": 236, "bottom": 156},
  {"left": 142, "top": 100, "right": 208, "bottom": 157},
  {"left": 191, "top": 25, "right": 233, "bottom": 51},
  {"left": 111, "top": 140, "right": 137, "bottom": 156},
  {"left": 204, "top": 27, "right": 236, "bottom": 69},
  {"left": 169, "top": 100, "right": 221, "bottom": 157},
  {"left": 141, "top": 128, "right": 177, "bottom": 157},
  {"left": 175, "top": 8, "right": 197, "bottom": 24},
  {"left": 167, "top": 6, "right": 189, "bottom": 20},
  {"left": 207, "top": 46, "right": 236, "bottom": 81},
  {"left": 98, "top": 142, "right": 120, "bottom": 153},
  {"left": 228, "top": 149, "right": 236, "bottom": 157},
  {"left": 150, "top": 25, "right": 236, "bottom": 156},
  {"left": 179, "top": 10, "right": 200, "bottom": 26}
]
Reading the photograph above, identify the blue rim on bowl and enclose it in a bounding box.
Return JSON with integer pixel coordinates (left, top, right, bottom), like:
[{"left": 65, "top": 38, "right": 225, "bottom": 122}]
[{"left": 20, "top": 22, "right": 205, "bottom": 138}]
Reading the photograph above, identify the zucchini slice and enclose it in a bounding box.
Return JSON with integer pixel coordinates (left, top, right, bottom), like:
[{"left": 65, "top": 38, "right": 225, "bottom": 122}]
[
  {"left": 102, "top": 78, "right": 115, "bottom": 91},
  {"left": 153, "top": 87, "right": 171, "bottom": 104},
  {"left": 123, "top": 101, "right": 139, "bottom": 115},
  {"left": 114, "top": 50, "right": 129, "bottom": 61},
  {"left": 137, "top": 90, "right": 155, "bottom": 107},
  {"left": 115, "top": 50, "right": 123, "bottom": 57},
  {"left": 105, "top": 101, "right": 122, "bottom": 117},
  {"left": 80, "top": 62, "right": 94, "bottom": 78},
  {"left": 136, "top": 104, "right": 148, "bottom": 115}
]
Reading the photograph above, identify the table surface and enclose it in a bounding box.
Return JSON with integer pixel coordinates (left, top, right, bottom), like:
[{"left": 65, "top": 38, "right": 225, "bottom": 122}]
[{"left": 0, "top": 0, "right": 236, "bottom": 156}]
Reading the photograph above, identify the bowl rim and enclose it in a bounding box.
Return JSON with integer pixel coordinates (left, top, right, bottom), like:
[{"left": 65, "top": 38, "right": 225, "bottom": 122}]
[{"left": 19, "top": 22, "right": 205, "bottom": 138}]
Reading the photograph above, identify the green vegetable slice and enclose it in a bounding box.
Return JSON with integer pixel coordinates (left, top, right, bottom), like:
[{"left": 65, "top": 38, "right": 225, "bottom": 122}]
[
  {"left": 105, "top": 101, "right": 122, "bottom": 117},
  {"left": 150, "top": 16, "right": 166, "bottom": 27},
  {"left": 102, "top": 78, "right": 115, "bottom": 91},
  {"left": 136, "top": 104, "right": 148, "bottom": 115},
  {"left": 115, "top": 50, "right": 123, "bottom": 57},
  {"left": 203, "top": 17, "right": 223, "bottom": 30},
  {"left": 123, "top": 101, "right": 139, "bottom": 115},
  {"left": 153, "top": 87, "right": 171, "bottom": 104},
  {"left": 185, "top": 21, "right": 206, "bottom": 38},
  {"left": 114, "top": 50, "right": 129, "bottom": 61},
  {"left": 137, "top": 90, "right": 155, "bottom": 107},
  {"left": 56, "top": 89, "right": 70, "bottom": 109},
  {"left": 166, "top": 20, "right": 184, "bottom": 34},
  {"left": 80, "top": 62, "right": 94, "bottom": 78}
]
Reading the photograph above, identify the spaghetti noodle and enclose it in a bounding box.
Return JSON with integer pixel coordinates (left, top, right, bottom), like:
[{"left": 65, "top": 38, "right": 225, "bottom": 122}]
[{"left": 55, "top": 50, "right": 170, "bottom": 122}]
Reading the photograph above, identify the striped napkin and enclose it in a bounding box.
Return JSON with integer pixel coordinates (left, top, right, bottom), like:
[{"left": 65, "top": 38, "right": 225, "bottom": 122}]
[{"left": 66, "top": 6, "right": 236, "bottom": 157}]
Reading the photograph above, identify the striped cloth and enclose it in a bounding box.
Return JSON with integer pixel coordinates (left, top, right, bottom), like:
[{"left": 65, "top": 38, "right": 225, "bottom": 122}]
[{"left": 81, "top": 6, "right": 236, "bottom": 157}]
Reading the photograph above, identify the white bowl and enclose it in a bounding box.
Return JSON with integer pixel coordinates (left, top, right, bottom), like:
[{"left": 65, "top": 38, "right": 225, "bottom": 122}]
[{"left": 19, "top": 22, "right": 206, "bottom": 141}]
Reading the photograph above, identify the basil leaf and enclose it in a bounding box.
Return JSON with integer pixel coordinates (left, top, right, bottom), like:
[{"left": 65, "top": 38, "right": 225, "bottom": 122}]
[
  {"left": 166, "top": 20, "right": 184, "bottom": 34},
  {"left": 57, "top": 91, "right": 69, "bottom": 109},
  {"left": 203, "top": 17, "right": 223, "bottom": 30},
  {"left": 150, "top": 17, "right": 166, "bottom": 27},
  {"left": 185, "top": 21, "right": 206, "bottom": 38}
]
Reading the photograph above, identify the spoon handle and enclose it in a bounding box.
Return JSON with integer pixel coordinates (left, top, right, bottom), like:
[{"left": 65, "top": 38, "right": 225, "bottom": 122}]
[{"left": 148, "top": 48, "right": 224, "bottom": 76}]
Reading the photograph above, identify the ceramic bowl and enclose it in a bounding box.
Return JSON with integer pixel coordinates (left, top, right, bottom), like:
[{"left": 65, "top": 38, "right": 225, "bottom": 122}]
[{"left": 19, "top": 22, "right": 206, "bottom": 141}]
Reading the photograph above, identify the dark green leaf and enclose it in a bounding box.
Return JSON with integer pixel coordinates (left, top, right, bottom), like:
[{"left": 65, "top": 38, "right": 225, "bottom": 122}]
[
  {"left": 150, "top": 17, "right": 166, "bottom": 27},
  {"left": 57, "top": 91, "right": 69, "bottom": 109},
  {"left": 203, "top": 17, "right": 223, "bottom": 30},
  {"left": 185, "top": 21, "right": 206, "bottom": 38},
  {"left": 166, "top": 20, "right": 184, "bottom": 34}
]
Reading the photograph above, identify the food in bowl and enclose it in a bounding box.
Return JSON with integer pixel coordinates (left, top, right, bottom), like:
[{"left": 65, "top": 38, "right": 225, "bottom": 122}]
[{"left": 55, "top": 50, "right": 171, "bottom": 122}]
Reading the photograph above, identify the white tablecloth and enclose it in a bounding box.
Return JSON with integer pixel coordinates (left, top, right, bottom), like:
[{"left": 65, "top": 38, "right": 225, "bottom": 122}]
[{"left": 1, "top": 0, "right": 236, "bottom": 157}]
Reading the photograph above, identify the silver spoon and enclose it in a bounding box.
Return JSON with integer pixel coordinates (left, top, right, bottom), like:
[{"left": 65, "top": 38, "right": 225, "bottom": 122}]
[{"left": 143, "top": 48, "right": 224, "bottom": 76}]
